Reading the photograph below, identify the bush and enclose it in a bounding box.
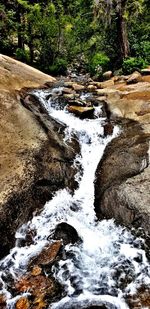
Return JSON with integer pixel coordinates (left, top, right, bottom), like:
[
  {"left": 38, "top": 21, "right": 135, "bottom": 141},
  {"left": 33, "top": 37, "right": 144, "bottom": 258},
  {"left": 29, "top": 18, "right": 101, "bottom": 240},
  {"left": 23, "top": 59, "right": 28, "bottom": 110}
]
[
  {"left": 88, "top": 52, "right": 110, "bottom": 76},
  {"left": 15, "top": 48, "right": 30, "bottom": 63},
  {"left": 122, "top": 57, "right": 147, "bottom": 74},
  {"left": 133, "top": 41, "right": 150, "bottom": 64},
  {"left": 49, "top": 58, "right": 68, "bottom": 76}
]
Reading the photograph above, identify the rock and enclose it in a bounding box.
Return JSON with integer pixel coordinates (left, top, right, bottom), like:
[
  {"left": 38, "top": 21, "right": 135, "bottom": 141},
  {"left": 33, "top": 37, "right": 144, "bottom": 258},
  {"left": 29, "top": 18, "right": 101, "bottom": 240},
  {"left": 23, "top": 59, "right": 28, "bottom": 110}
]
[
  {"left": 72, "top": 83, "right": 85, "bottom": 91},
  {"left": 62, "top": 87, "right": 76, "bottom": 95},
  {"left": 0, "top": 54, "right": 55, "bottom": 91},
  {"left": 87, "top": 84, "right": 97, "bottom": 91},
  {"left": 31, "top": 265, "right": 42, "bottom": 276},
  {"left": 63, "top": 93, "right": 77, "bottom": 100},
  {"left": 96, "top": 96, "right": 107, "bottom": 103},
  {"left": 15, "top": 273, "right": 61, "bottom": 307},
  {"left": 100, "top": 79, "right": 114, "bottom": 89},
  {"left": 0, "top": 294, "right": 6, "bottom": 309},
  {"left": 126, "top": 71, "right": 142, "bottom": 84},
  {"left": 141, "top": 68, "right": 150, "bottom": 75},
  {"left": 126, "top": 286, "right": 150, "bottom": 309},
  {"left": 103, "top": 122, "right": 114, "bottom": 137},
  {"left": 0, "top": 56, "right": 79, "bottom": 258},
  {"left": 103, "top": 71, "right": 113, "bottom": 80},
  {"left": 54, "top": 222, "right": 81, "bottom": 245},
  {"left": 30, "top": 241, "right": 62, "bottom": 266},
  {"left": 16, "top": 297, "right": 30, "bottom": 309},
  {"left": 63, "top": 81, "right": 75, "bottom": 88},
  {"left": 67, "top": 105, "right": 94, "bottom": 118},
  {"left": 94, "top": 121, "right": 150, "bottom": 233}
]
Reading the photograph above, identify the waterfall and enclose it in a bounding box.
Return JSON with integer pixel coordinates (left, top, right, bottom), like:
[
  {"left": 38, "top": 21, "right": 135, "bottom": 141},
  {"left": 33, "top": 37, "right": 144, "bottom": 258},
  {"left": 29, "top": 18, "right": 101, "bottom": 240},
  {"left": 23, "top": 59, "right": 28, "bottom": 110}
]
[{"left": 0, "top": 88, "right": 150, "bottom": 309}]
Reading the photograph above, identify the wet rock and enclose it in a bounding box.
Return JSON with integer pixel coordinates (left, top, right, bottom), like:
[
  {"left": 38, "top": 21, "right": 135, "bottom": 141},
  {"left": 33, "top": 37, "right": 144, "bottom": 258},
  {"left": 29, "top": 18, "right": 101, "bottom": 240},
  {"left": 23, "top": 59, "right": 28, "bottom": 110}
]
[
  {"left": 95, "top": 121, "right": 150, "bottom": 233},
  {"left": 31, "top": 265, "right": 42, "bottom": 276},
  {"left": 54, "top": 298, "right": 117, "bottom": 309},
  {"left": 15, "top": 273, "right": 62, "bottom": 307},
  {"left": 63, "top": 93, "right": 77, "bottom": 100},
  {"left": 15, "top": 297, "right": 30, "bottom": 309},
  {"left": 126, "top": 286, "right": 150, "bottom": 309},
  {"left": 0, "top": 294, "right": 6, "bottom": 309},
  {"left": 103, "top": 122, "right": 114, "bottom": 137},
  {"left": 30, "top": 241, "right": 62, "bottom": 267},
  {"left": 103, "top": 71, "right": 113, "bottom": 80},
  {"left": 0, "top": 57, "right": 79, "bottom": 258},
  {"left": 126, "top": 71, "right": 142, "bottom": 84},
  {"left": 67, "top": 105, "right": 94, "bottom": 118},
  {"left": 54, "top": 222, "right": 81, "bottom": 245}
]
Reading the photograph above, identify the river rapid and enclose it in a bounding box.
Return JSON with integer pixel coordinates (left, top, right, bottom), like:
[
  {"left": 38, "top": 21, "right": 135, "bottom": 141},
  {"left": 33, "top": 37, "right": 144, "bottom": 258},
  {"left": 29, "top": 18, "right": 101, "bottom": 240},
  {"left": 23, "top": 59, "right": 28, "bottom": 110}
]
[{"left": 0, "top": 87, "right": 150, "bottom": 308}]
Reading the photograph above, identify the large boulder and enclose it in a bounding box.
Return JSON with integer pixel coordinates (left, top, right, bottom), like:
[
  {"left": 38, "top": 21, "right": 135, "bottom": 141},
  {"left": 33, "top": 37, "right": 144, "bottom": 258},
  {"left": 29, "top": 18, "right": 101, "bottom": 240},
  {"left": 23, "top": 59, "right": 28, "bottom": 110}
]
[
  {"left": 94, "top": 120, "right": 150, "bottom": 233},
  {"left": 0, "top": 55, "right": 78, "bottom": 258}
]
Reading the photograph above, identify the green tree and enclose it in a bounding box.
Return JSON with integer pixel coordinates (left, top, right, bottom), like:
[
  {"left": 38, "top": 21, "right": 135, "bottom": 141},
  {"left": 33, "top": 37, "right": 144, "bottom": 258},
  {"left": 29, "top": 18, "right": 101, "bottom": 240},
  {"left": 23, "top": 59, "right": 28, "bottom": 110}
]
[{"left": 94, "top": 0, "right": 144, "bottom": 60}]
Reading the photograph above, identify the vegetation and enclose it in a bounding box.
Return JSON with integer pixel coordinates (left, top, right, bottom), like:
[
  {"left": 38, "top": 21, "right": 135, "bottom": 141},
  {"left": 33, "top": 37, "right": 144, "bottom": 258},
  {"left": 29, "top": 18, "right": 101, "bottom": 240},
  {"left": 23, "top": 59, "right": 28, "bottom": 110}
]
[{"left": 0, "top": 0, "right": 150, "bottom": 76}]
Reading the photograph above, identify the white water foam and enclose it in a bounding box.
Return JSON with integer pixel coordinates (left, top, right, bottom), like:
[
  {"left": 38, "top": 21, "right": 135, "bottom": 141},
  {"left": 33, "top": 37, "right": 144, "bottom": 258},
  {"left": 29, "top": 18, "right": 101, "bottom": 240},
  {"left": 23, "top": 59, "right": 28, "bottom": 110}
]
[{"left": 0, "top": 89, "right": 150, "bottom": 309}]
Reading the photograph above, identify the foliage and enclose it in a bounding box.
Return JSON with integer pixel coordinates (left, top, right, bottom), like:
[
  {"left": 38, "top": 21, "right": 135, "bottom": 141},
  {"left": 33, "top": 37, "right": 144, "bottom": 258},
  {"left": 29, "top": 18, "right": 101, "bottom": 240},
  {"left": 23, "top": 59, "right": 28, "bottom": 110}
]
[
  {"left": 49, "top": 58, "right": 68, "bottom": 75},
  {"left": 0, "top": 0, "right": 150, "bottom": 75},
  {"left": 15, "top": 48, "right": 30, "bottom": 63},
  {"left": 122, "top": 57, "right": 147, "bottom": 74},
  {"left": 89, "top": 52, "right": 110, "bottom": 76}
]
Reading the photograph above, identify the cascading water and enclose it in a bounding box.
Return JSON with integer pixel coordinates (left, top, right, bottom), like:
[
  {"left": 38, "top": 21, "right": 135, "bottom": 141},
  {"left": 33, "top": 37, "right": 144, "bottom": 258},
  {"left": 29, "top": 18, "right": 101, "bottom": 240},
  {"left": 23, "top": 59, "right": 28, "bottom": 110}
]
[{"left": 0, "top": 88, "right": 150, "bottom": 309}]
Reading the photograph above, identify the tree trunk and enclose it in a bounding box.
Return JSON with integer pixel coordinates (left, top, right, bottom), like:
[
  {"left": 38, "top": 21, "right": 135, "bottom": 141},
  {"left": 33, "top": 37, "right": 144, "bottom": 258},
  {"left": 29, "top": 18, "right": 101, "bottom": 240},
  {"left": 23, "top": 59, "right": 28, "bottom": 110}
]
[
  {"left": 116, "top": 0, "right": 130, "bottom": 60},
  {"left": 16, "top": 5, "right": 24, "bottom": 49}
]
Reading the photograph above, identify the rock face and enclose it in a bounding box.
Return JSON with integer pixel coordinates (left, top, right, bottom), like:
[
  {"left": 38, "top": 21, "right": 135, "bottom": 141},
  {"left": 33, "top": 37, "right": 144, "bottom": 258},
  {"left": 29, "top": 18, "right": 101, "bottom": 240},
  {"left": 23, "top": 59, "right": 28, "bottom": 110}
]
[
  {"left": 95, "top": 120, "right": 150, "bottom": 233},
  {"left": 0, "top": 55, "right": 78, "bottom": 258}
]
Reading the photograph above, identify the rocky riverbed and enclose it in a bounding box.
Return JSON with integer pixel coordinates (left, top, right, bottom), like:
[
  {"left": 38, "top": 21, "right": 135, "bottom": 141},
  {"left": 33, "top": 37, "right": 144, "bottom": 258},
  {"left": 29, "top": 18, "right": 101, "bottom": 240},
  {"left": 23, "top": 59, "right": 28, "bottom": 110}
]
[{"left": 0, "top": 55, "right": 150, "bottom": 308}]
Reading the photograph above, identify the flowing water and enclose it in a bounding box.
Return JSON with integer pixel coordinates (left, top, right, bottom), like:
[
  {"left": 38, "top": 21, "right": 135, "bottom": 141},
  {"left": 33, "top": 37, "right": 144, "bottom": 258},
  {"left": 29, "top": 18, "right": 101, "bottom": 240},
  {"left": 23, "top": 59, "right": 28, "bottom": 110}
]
[{"left": 0, "top": 88, "right": 150, "bottom": 308}]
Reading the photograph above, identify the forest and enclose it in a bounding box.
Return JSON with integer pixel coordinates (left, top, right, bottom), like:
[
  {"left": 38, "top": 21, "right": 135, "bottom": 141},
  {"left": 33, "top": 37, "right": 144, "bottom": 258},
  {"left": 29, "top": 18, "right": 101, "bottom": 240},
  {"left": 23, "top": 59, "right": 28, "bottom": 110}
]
[{"left": 0, "top": 0, "right": 150, "bottom": 77}]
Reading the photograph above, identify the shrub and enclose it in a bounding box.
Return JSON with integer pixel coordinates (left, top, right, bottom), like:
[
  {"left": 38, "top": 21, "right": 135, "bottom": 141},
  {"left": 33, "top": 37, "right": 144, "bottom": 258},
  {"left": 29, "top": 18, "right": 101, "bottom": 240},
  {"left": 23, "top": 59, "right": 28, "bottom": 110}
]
[
  {"left": 133, "top": 41, "right": 150, "bottom": 64},
  {"left": 15, "top": 48, "right": 30, "bottom": 63},
  {"left": 48, "top": 58, "right": 68, "bottom": 76},
  {"left": 122, "top": 57, "right": 147, "bottom": 74},
  {"left": 88, "top": 52, "right": 110, "bottom": 76}
]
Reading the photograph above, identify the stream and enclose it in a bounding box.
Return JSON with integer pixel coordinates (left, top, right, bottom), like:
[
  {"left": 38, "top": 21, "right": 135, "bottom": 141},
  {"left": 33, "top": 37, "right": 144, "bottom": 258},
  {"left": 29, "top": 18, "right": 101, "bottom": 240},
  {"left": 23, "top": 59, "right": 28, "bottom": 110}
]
[{"left": 0, "top": 87, "right": 150, "bottom": 308}]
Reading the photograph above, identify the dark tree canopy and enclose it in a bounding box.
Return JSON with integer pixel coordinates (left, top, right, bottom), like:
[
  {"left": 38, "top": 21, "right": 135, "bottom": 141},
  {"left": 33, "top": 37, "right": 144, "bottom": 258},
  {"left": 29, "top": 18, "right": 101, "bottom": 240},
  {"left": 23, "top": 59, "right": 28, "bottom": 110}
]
[{"left": 0, "top": 0, "right": 149, "bottom": 75}]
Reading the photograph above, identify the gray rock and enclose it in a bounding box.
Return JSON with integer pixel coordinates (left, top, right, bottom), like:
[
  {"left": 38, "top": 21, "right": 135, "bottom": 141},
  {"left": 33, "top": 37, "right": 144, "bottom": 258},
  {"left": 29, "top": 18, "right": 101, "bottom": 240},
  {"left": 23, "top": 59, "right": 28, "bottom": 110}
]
[{"left": 94, "top": 120, "right": 150, "bottom": 233}]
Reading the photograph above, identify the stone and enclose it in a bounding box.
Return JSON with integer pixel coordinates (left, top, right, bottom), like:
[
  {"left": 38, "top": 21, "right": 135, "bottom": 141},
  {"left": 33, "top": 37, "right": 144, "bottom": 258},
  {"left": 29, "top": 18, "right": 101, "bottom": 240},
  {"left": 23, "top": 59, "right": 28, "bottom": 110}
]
[
  {"left": 30, "top": 241, "right": 62, "bottom": 266},
  {"left": 141, "top": 68, "right": 150, "bottom": 75},
  {"left": 0, "top": 54, "right": 55, "bottom": 91},
  {"left": 103, "top": 122, "right": 114, "bottom": 137},
  {"left": 72, "top": 83, "right": 85, "bottom": 91},
  {"left": 0, "top": 56, "right": 78, "bottom": 258},
  {"left": 63, "top": 81, "right": 75, "bottom": 88},
  {"left": 126, "top": 71, "right": 142, "bottom": 84},
  {"left": 0, "top": 294, "right": 6, "bottom": 309},
  {"left": 63, "top": 93, "right": 76, "bottom": 100},
  {"left": 15, "top": 274, "right": 59, "bottom": 308},
  {"left": 126, "top": 286, "right": 150, "bottom": 309},
  {"left": 15, "top": 297, "right": 30, "bottom": 309},
  {"left": 87, "top": 84, "right": 97, "bottom": 91},
  {"left": 31, "top": 265, "right": 42, "bottom": 276},
  {"left": 54, "top": 222, "right": 81, "bottom": 245},
  {"left": 94, "top": 121, "right": 150, "bottom": 233},
  {"left": 103, "top": 71, "right": 113, "bottom": 80},
  {"left": 100, "top": 79, "right": 114, "bottom": 89},
  {"left": 67, "top": 105, "right": 94, "bottom": 118},
  {"left": 96, "top": 96, "right": 107, "bottom": 102},
  {"left": 62, "top": 87, "right": 76, "bottom": 95}
]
